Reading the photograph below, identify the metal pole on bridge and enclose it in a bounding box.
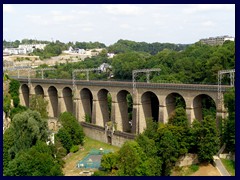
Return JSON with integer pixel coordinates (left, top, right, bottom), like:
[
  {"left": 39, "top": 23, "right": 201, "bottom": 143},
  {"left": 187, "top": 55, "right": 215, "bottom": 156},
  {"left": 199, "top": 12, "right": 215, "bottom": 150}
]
[{"left": 132, "top": 68, "right": 161, "bottom": 134}]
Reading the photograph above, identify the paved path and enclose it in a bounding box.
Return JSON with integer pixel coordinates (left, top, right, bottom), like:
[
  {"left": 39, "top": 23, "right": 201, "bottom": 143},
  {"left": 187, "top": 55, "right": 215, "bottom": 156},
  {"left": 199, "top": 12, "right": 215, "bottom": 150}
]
[{"left": 213, "top": 156, "right": 231, "bottom": 176}]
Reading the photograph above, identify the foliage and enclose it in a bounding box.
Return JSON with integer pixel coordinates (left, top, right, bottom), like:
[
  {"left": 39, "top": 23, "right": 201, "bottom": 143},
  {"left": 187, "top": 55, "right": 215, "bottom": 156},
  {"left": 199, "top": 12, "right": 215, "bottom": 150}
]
[
  {"left": 49, "top": 140, "right": 67, "bottom": 167},
  {"left": 9, "top": 79, "right": 20, "bottom": 107},
  {"left": 5, "top": 141, "right": 63, "bottom": 176},
  {"left": 8, "top": 109, "right": 48, "bottom": 158},
  {"left": 107, "top": 39, "right": 187, "bottom": 55},
  {"left": 56, "top": 128, "right": 73, "bottom": 153},
  {"left": 29, "top": 95, "right": 49, "bottom": 119},
  {"left": 156, "top": 129, "right": 179, "bottom": 176},
  {"left": 9, "top": 105, "right": 28, "bottom": 119},
  {"left": 224, "top": 88, "right": 235, "bottom": 118},
  {"left": 135, "top": 134, "right": 157, "bottom": 157},
  {"left": 143, "top": 118, "right": 158, "bottom": 140},
  {"left": 74, "top": 41, "right": 106, "bottom": 49},
  {"left": 223, "top": 88, "right": 235, "bottom": 152},
  {"left": 190, "top": 164, "right": 199, "bottom": 172},
  {"left": 168, "top": 107, "right": 189, "bottom": 128},
  {"left": 191, "top": 116, "right": 220, "bottom": 163},
  {"left": 3, "top": 128, "right": 15, "bottom": 175},
  {"left": 70, "top": 145, "right": 79, "bottom": 153},
  {"left": 92, "top": 170, "right": 109, "bottom": 176},
  {"left": 117, "top": 141, "right": 147, "bottom": 176},
  {"left": 84, "top": 114, "right": 92, "bottom": 123},
  {"left": 107, "top": 93, "right": 112, "bottom": 120},
  {"left": 100, "top": 152, "right": 119, "bottom": 172},
  {"left": 3, "top": 94, "right": 11, "bottom": 115},
  {"left": 112, "top": 51, "right": 150, "bottom": 80},
  {"left": 57, "top": 112, "right": 85, "bottom": 153}
]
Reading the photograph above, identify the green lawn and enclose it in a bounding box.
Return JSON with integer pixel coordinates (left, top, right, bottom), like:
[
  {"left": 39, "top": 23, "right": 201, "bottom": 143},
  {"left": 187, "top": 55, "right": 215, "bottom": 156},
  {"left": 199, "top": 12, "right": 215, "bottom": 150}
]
[{"left": 221, "top": 159, "right": 235, "bottom": 176}]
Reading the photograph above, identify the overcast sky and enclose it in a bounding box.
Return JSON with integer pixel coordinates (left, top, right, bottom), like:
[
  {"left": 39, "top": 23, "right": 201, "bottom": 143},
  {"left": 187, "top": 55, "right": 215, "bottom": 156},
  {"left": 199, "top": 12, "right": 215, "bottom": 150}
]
[{"left": 3, "top": 4, "right": 235, "bottom": 45}]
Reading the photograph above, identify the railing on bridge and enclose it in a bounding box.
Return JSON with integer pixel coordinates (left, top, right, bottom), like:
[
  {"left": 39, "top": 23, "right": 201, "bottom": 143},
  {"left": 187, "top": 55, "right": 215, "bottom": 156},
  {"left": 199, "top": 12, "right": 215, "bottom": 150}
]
[{"left": 14, "top": 77, "right": 231, "bottom": 92}]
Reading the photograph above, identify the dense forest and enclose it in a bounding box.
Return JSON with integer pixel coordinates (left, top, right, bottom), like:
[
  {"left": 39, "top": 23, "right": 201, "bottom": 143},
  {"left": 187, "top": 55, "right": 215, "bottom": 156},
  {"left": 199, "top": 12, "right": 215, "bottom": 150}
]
[{"left": 33, "top": 40, "right": 235, "bottom": 85}]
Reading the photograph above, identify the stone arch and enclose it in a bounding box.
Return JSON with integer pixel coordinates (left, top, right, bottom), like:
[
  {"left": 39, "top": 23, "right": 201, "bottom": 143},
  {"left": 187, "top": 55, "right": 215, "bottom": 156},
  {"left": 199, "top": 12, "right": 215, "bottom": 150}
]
[
  {"left": 21, "top": 84, "right": 29, "bottom": 107},
  {"left": 165, "top": 92, "right": 186, "bottom": 120},
  {"left": 141, "top": 91, "right": 159, "bottom": 122},
  {"left": 97, "top": 89, "right": 112, "bottom": 125},
  {"left": 62, "top": 87, "right": 73, "bottom": 114},
  {"left": 34, "top": 85, "right": 44, "bottom": 97},
  {"left": 48, "top": 86, "right": 58, "bottom": 118},
  {"left": 80, "top": 88, "right": 93, "bottom": 123},
  {"left": 193, "top": 94, "right": 216, "bottom": 121},
  {"left": 117, "top": 90, "right": 133, "bottom": 133}
]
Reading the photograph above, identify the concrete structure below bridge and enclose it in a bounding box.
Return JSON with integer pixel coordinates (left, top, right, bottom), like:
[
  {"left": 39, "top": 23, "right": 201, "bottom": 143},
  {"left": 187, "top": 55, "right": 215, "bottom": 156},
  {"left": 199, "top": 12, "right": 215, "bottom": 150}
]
[{"left": 16, "top": 78, "right": 230, "bottom": 146}]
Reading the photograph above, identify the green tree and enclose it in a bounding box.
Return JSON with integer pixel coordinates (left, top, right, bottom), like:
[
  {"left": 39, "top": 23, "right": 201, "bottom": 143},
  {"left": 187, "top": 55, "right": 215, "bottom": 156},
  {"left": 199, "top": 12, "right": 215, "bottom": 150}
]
[
  {"left": 143, "top": 118, "right": 158, "bottom": 140},
  {"left": 8, "top": 110, "right": 48, "bottom": 158},
  {"left": 100, "top": 152, "right": 119, "bottom": 172},
  {"left": 117, "top": 141, "right": 147, "bottom": 176},
  {"left": 5, "top": 141, "right": 63, "bottom": 176},
  {"left": 191, "top": 116, "right": 220, "bottom": 162},
  {"left": 223, "top": 88, "right": 235, "bottom": 152},
  {"left": 29, "top": 95, "right": 48, "bottom": 119},
  {"left": 168, "top": 107, "right": 188, "bottom": 128},
  {"left": 112, "top": 52, "right": 150, "bottom": 80},
  {"left": 56, "top": 128, "right": 73, "bottom": 153},
  {"left": 56, "top": 112, "right": 85, "bottom": 153},
  {"left": 9, "top": 79, "right": 20, "bottom": 107},
  {"left": 3, "top": 128, "right": 15, "bottom": 175},
  {"left": 135, "top": 134, "right": 157, "bottom": 157},
  {"left": 156, "top": 129, "right": 179, "bottom": 176}
]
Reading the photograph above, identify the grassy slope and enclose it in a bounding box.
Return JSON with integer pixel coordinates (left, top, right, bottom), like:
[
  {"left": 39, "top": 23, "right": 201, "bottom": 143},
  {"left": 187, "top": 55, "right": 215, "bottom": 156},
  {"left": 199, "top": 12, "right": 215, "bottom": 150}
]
[{"left": 221, "top": 158, "right": 235, "bottom": 176}]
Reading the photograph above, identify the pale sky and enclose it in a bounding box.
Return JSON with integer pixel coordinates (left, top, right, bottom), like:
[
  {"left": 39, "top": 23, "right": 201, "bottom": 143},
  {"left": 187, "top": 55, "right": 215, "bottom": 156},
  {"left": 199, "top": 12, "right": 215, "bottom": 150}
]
[{"left": 3, "top": 4, "right": 235, "bottom": 45}]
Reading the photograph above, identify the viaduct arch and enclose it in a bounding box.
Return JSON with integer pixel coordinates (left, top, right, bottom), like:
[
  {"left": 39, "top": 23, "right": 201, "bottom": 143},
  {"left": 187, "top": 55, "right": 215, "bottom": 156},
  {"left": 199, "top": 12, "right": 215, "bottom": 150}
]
[{"left": 18, "top": 78, "right": 228, "bottom": 135}]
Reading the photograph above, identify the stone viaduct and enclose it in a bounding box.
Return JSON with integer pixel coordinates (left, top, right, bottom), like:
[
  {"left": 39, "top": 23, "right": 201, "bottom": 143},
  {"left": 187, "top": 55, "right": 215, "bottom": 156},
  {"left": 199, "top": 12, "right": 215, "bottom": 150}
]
[{"left": 16, "top": 78, "right": 229, "bottom": 146}]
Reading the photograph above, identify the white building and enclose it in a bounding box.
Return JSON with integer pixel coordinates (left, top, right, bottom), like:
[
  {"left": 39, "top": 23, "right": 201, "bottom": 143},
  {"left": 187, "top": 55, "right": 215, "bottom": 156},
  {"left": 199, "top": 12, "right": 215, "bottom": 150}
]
[
  {"left": 200, "top": 35, "right": 235, "bottom": 45},
  {"left": 3, "top": 44, "right": 47, "bottom": 55}
]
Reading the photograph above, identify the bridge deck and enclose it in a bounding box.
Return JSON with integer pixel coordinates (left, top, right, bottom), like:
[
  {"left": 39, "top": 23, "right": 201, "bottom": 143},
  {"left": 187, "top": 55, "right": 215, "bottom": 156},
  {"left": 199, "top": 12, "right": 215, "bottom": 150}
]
[{"left": 15, "top": 77, "right": 231, "bottom": 92}]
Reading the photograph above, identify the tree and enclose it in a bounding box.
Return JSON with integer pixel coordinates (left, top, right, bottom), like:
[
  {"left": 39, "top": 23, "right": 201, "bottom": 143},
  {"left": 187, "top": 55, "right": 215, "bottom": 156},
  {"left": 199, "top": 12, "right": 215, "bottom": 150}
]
[
  {"left": 191, "top": 116, "right": 220, "bottom": 162},
  {"left": 8, "top": 110, "right": 48, "bottom": 158},
  {"left": 5, "top": 141, "right": 63, "bottom": 176},
  {"left": 56, "top": 112, "right": 85, "bottom": 153},
  {"left": 30, "top": 95, "right": 48, "bottom": 119},
  {"left": 223, "top": 88, "right": 235, "bottom": 152},
  {"left": 9, "top": 79, "right": 20, "bottom": 107},
  {"left": 117, "top": 141, "right": 147, "bottom": 176},
  {"left": 168, "top": 107, "right": 188, "bottom": 128},
  {"left": 100, "top": 152, "right": 119, "bottom": 172},
  {"left": 156, "top": 129, "right": 179, "bottom": 176},
  {"left": 3, "top": 128, "right": 15, "bottom": 175},
  {"left": 56, "top": 128, "right": 73, "bottom": 153},
  {"left": 143, "top": 118, "right": 158, "bottom": 140},
  {"left": 135, "top": 134, "right": 157, "bottom": 157}
]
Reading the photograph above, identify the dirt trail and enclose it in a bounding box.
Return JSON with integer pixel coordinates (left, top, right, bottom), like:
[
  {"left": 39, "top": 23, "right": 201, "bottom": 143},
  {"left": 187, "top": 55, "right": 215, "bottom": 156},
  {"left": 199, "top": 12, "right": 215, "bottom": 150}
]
[{"left": 191, "top": 163, "right": 221, "bottom": 176}]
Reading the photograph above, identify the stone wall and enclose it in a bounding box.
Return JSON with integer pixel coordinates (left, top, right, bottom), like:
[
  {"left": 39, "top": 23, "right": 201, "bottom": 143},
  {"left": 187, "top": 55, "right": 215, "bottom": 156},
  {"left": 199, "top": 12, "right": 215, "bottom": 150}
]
[
  {"left": 175, "top": 153, "right": 199, "bottom": 167},
  {"left": 81, "top": 122, "right": 135, "bottom": 147},
  {"left": 219, "top": 153, "right": 235, "bottom": 161}
]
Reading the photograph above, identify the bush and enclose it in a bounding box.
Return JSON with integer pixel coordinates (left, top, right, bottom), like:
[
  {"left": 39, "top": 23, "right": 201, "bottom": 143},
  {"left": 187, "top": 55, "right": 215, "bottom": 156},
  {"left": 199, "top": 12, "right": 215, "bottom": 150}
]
[
  {"left": 3, "top": 95, "right": 11, "bottom": 115},
  {"left": 70, "top": 145, "right": 79, "bottom": 153},
  {"left": 10, "top": 105, "right": 28, "bottom": 119},
  {"left": 190, "top": 164, "right": 199, "bottom": 172},
  {"left": 12, "top": 95, "right": 20, "bottom": 107}
]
